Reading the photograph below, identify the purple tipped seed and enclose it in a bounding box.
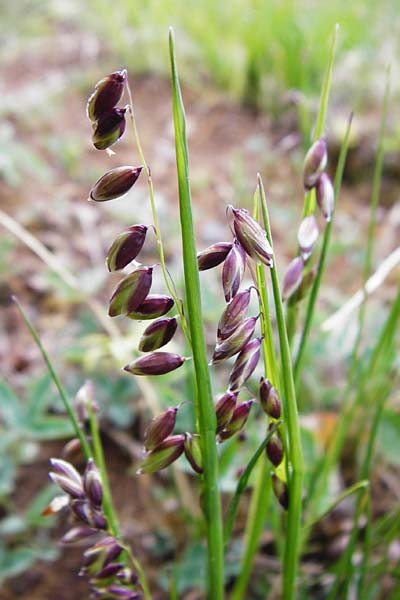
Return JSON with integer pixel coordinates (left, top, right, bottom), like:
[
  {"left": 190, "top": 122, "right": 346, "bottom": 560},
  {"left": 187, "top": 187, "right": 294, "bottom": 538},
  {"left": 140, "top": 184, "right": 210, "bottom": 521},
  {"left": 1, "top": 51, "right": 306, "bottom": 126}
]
[
  {"left": 215, "top": 390, "right": 238, "bottom": 432},
  {"left": 297, "top": 215, "right": 318, "bottom": 261},
  {"left": 228, "top": 337, "right": 262, "bottom": 391},
  {"left": 259, "top": 377, "right": 281, "bottom": 419},
  {"left": 90, "top": 166, "right": 143, "bottom": 203},
  {"left": 282, "top": 256, "right": 304, "bottom": 301},
  {"left": 197, "top": 242, "right": 233, "bottom": 270},
  {"left": 272, "top": 473, "right": 289, "bottom": 510},
  {"left": 266, "top": 425, "right": 284, "bottom": 467},
  {"left": 219, "top": 400, "right": 253, "bottom": 440},
  {"left": 86, "top": 69, "right": 127, "bottom": 122},
  {"left": 212, "top": 316, "right": 258, "bottom": 363},
  {"left": 222, "top": 240, "right": 246, "bottom": 302},
  {"left": 316, "top": 172, "right": 334, "bottom": 222},
  {"left": 92, "top": 106, "right": 127, "bottom": 150},
  {"left": 144, "top": 407, "right": 178, "bottom": 451},
  {"left": 232, "top": 208, "right": 273, "bottom": 267},
  {"left": 217, "top": 287, "right": 252, "bottom": 341},
  {"left": 127, "top": 294, "right": 174, "bottom": 320},
  {"left": 303, "top": 138, "right": 327, "bottom": 190},
  {"left": 137, "top": 435, "right": 185, "bottom": 474},
  {"left": 139, "top": 317, "right": 178, "bottom": 352},
  {"left": 83, "top": 459, "right": 103, "bottom": 508},
  {"left": 124, "top": 352, "right": 185, "bottom": 376},
  {"left": 61, "top": 526, "right": 99, "bottom": 544},
  {"left": 106, "top": 224, "right": 148, "bottom": 271},
  {"left": 108, "top": 266, "right": 153, "bottom": 317},
  {"left": 184, "top": 433, "right": 203, "bottom": 474}
]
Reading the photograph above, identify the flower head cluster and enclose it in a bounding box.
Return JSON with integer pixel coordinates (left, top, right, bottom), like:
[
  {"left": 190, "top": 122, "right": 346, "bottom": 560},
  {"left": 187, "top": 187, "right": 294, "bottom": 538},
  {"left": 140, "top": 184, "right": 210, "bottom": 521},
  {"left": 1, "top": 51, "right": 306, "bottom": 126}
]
[
  {"left": 86, "top": 71, "right": 185, "bottom": 379},
  {"left": 46, "top": 458, "right": 141, "bottom": 599}
]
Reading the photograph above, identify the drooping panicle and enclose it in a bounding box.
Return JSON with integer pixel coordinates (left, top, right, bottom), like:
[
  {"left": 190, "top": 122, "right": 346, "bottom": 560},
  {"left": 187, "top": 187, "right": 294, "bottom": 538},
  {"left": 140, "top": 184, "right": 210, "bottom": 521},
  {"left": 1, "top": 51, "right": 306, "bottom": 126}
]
[
  {"left": 137, "top": 435, "right": 185, "bottom": 474},
  {"left": 232, "top": 207, "right": 273, "bottom": 267},
  {"left": 316, "top": 172, "right": 334, "bottom": 222},
  {"left": 124, "top": 352, "right": 185, "bottom": 376},
  {"left": 297, "top": 215, "right": 319, "bottom": 261},
  {"left": 127, "top": 294, "right": 174, "bottom": 320},
  {"left": 228, "top": 337, "right": 262, "bottom": 391},
  {"left": 108, "top": 266, "right": 153, "bottom": 317},
  {"left": 217, "top": 287, "right": 252, "bottom": 341},
  {"left": 144, "top": 406, "right": 178, "bottom": 451},
  {"left": 259, "top": 377, "right": 281, "bottom": 419},
  {"left": 87, "top": 69, "right": 127, "bottom": 122},
  {"left": 106, "top": 225, "right": 148, "bottom": 271},
  {"left": 139, "top": 317, "right": 178, "bottom": 352},
  {"left": 92, "top": 106, "right": 127, "bottom": 150},
  {"left": 303, "top": 138, "right": 327, "bottom": 189},
  {"left": 211, "top": 316, "right": 258, "bottom": 363},
  {"left": 90, "top": 166, "right": 143, "bottom": 203},
  {"left": 218, "top": 400, "right": 253, "bottom": 440},
  {"left": 197, "top": 242, "right": 233, "bottom": 271},
  {"left": 222, "top": 240, "right": 246, "bottom": 302},
  {"left": 266, "top": 424, "right": 284, "bottom": 467},
  {"left": 272, "top": 473, "right": 289, "bottom": 510},
  {"left": 282, "top": 256, "right": 304, "bottom": 301},
  {"left": 214, "top": 390, "right": 238, "bottom": 432},
  {"left": 184, "top": 433, "right": 203, "bottom": 474}
]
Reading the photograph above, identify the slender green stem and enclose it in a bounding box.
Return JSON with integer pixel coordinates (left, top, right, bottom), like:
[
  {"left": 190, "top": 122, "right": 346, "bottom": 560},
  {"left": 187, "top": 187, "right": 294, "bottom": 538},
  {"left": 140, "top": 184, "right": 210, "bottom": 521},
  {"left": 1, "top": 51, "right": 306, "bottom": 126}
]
[
  {"left": 294, "top": 113, "right": 353, "bottom": 382},
  {"left": 125, "top": 79, "right": 191, "bottom": 347},
  {"left": 303, "top": 24, "right": 338, "bottom": 217},
  {"left": 87, "top": 402, "right": 119, "bottom": 535},
  {"left": 224, "top": 422, "right": 280, "bottom": 545},
  {"left": 169, "top": 28, "right": 224, "bottom": 600},
  {"left": 230, "top": 196, "right": 283, "bottom": 600},
  {"left": 258, "top": 176, "right": 304, "bottom": 600},
  {"left": 13, "top": 296, "right": 91, "bottom": 459}
]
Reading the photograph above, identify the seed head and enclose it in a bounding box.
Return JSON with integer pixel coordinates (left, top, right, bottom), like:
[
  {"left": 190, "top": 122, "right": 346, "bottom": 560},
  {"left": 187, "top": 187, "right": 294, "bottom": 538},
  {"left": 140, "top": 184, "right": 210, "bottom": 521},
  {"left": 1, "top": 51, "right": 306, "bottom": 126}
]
[
  {"left": 90, "top": 166, "right": 143, "bottom": 203},
  {"left": 219, "top": 400, "right": 253, "bottom": 440},
  {"left": 197, "top": 242, "right": 233, "bottom": 271},
  {"left": 108, "top": 266, "right": 153, "bottom": 317},
  {"left": 92, "top": 107, "right": 127, "bottom": 150},
  {"left": 232, "top": 207, "right": 273, "bottom": 267},
  {"left": 184, "top": 433, "right": 203, "bottom": 474},
  {"left": 106, "top": 224, "right": 148, "bottom": 271},
  {"left": 259, "top": 377, "right": 281, "bottom": 419},
  {"left": 87, "top": 69, "right": 127, "bottom": 122},
  {"left": 61, "top": 526, "right": 99, "bottom": 544},
  {"left": 266, "top": 425, "right": 284, "bottom": 467},
  {"left": 139, "top": 317, "right": 178, "bottom": 352},
  {"left": 84, "top": 459, "right": 103, "bottom": 509},
  {"left": 222, "top": 240, "right": 246, "bottom": 302},
  {"left": 137, "top": 435, "right": 185, "bottom": 474},
  {"left": 215, "top": 390, "right": 239, "bottom": 432},
  {"left": 49, "top": 458, "right": 84, "bottom": 499},
  {"left": 217, "top": 287, "right": 252, "bottom": 341},
  {"left": 127, "top": 294, "right": 174, "bottom": 320},
  {"left": 271, "top": 473, "right": 289, "bottom": 510},
  {"left": 288, "top": 266, "right": 316, "bottom": 304},
  {"left": 228, "top": 337, "right": 262, "bottom": 391},
  {"left": 124, "top": 352, "right": 185, "bottom": 376},
  {"left": 316, "top": 172, "right": 334, "bottom": 222},
  {"left": 282, "top": 256, "right": 304, "bottom": 301},
  {"left": 144, "top": 406, "right": 178, "bottom": 451},
  {"left": 303, "top": 138, "right": 327, "bottom": 189},
  {"left": 297, "top": 215, "right": 318, "bottom": 261},
  {"left": 211, "top": 316, "right": 258, "bottom": 364}
]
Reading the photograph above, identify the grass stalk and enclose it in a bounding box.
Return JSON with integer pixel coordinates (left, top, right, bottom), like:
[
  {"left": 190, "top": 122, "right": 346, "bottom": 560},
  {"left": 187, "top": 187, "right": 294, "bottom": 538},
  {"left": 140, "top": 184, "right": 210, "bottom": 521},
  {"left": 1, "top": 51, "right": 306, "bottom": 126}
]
[
  {"left": 169, "top": 28, "right": 224, "bottom": 599},
  {"left": 13, "top": 297, "right": 91, "bottom": 459},
  {"left": 258, "top": 175, "right": 304, "bottom": 600},
  {"left": 125, "top": 79, "right": 191, "bottom": 347},
  {"left": 230, "top": 196, "right": 282, "bottom": 599},
  {"left": 294, "top": 112, "right": 353, "bottom": 382}
]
